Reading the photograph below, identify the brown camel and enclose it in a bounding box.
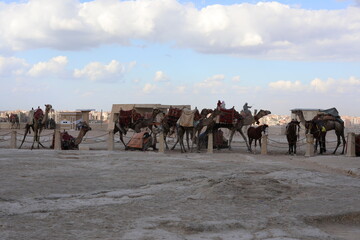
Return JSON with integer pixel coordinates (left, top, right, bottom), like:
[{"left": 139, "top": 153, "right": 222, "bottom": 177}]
[
  {"left": 113, "top": 108, "right": 163, "bottom": 149},
  {"left": 222, "top": 109, "right": 271, "bottom": 151},
  {"left": 356, "top": 134, "right": 360, "bottom": 156},
  {"left": 286, "top": 120, "right": 301, "bottom": 155},
  {"left": 7, "top": 113, "right": 20, "bottom": 129},
  {"left": 159, "top": 107, "right": 184, "bottom": 150},
  {"left": 113, "top": 108, "right": 142, "bottom": 147},
  {"left": 247, "top": 124, "right": 269, "bottom": 152},
  {"left": 190, "top": 108, "right": 221, "bottom": 152},
  {"left": 50, "top": 121, "right": 92, "bottom": 150},
  {"left": 170, "top": 108, "right": 202, "bottom": 153},
  {"left": 293, "top": 110, "right": 346, "bottom": 154},
  {"left": 19, "top": 104, "right": 52, "bottom": 149}
]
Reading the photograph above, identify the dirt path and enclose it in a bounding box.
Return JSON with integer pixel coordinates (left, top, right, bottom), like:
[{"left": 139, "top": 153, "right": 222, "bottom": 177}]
[{"left": 0, "top": 149, "right": 359, "bottom": 240}]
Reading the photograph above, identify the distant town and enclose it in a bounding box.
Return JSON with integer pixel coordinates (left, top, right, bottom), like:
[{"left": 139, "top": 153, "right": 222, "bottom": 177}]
[{"left": 1, "top": 109, "right": 360, "bottom": 128}]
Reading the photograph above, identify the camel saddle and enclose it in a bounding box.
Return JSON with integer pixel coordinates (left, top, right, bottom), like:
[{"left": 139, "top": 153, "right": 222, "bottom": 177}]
[
  {"left": 216, "top": 107, "right": 237, "bottom": 124},
  {"left": 313, "top": 114, "right": 336, "bottom": 122},
  {"left": 167, "top": 107, "right": 183, "bottom": 126},
  {"left": 34, "top": 108, "right": 44, "bottom": 121},
  {"left": 119, "top": 109, "right": 143, "bottom": 126},
  {"left": 178, "top": 109, "right": 199, "bottom": 127}
]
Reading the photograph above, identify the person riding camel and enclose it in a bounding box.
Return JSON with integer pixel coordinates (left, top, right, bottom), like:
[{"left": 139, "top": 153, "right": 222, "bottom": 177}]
[
  {"left": 243, "top": 102, "right": 252, "bottom": 115},
  {"left": 217, "top": 100, "right": 226, "bottom": 109}
]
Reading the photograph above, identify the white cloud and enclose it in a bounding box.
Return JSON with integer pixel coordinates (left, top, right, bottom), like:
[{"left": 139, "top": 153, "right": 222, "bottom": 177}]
[
  {"left": 1, "top": 1, "right": 360, "bottom": 60},
  {"left": 232, "top": 76, "right": 241, "bottom": 82},
  {"left": 0, "top": 56, "right": 28, "bottom": 76},
  {"left": 28, "top": 56, "right": 68, "bottom": 77},
  {"left": 269, "top": 76, "right": 360, "bottom": 94},
  {"left": 142, "top": 83, "right": 157, "bottom": 93},
  {"left": 154, "top": 70, "right": 170, "bottom": 82},
  {"left": 194, "top": 74, "right": 226, "bottom": 94},
  {"left": 73, "top": 60, "right": 126, "bottom": 82},
  {"left": 268, "top": 80, "right": 305, "bottom": 91}
]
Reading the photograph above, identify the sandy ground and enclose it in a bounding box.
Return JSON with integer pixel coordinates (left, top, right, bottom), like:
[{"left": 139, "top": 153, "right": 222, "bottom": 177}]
[{"left": 0, "top": 127, "right": 360, "bottom": 240}]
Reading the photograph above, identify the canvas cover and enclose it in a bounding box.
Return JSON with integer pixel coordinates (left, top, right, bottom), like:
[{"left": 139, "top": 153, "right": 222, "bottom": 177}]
[
  {"left": 178, "top": 109, "right": 197, "bottom": 127},
  {"left": 317, "top": 107, "right": 344, "bottom": 124},
  {"left": 126, "top": 131, "right": 152, "bottom": 150},
  {"left": 320, "top": 108, "right": 340, "bottom": 118}
]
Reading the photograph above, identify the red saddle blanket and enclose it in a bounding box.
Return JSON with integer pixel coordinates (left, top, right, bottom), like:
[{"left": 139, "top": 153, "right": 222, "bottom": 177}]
[
  {"left": 34, "top": 109, "right": 44, "bottom": 121},
  {"left": 167, "top": 107, "right": 183, "bottom": 126},
  {"left": 119, "top": 109, "right": 143, "bottom": 126},
  {"left": 218, "top": 108, "right": 236, "bottom": 124}
]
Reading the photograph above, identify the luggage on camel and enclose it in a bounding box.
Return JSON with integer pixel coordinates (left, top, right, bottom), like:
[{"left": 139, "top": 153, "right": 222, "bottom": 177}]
[
  {"left": 177, "top": 108, "right": 199, "bottom": 127},
  {"left": 197, "top": 130, "right": 229, "bottom": 149},
  {"left": 126, "top": 131, "right": 153, "bottom": 151},
  {"left": 314, "top": 107, "right": 344, "bottom": 124}
]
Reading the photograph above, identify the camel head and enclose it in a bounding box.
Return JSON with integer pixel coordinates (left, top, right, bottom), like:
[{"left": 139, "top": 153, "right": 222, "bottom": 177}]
[
  {"left": 152, "top": 108, "right": 163, "bottom": 117},
  {"left": 78, "top": 121, "right": 92, "bottom": 133},
  {"left": 200, "top": 108, "right": 213, "bottom": 117},
  {"left": 257, "top": 109, "right": 271, "bottom": 117},
  {"left": 253, "top": 109, "right": 271, "bottom": 124},
  {"left": 45, "top": 104, "right": 52, "bottom": 112}
]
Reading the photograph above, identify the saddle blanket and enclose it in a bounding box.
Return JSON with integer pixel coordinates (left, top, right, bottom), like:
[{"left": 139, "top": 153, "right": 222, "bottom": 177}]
[
  {"left": 178, "top": 109, "right": 197, "bottom": 127},
  {"left": 216, "top": 108, "right": 236, "bottom": 124}
]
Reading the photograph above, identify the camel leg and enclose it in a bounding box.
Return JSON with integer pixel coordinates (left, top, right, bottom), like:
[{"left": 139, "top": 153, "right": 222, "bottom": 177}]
[
  {"left": 171, "top": 126, "right": 181, "bottom": 150},
  {"left": 19, "top": 124, "right": 31, "bottom": 149},
  {"left": 228, "top": 129, "right": 235, "bottom": 150},
  {"left": 186, "top": 129, "right": 190, "bottom": 151},
  {"left": 238, "top": 129, "right": 251, "bottom": 152},
  {"left": 31, "top": 130, "right": 37, "bottom": 150},
  {"left": 341, "top": 133, "right": 346, "bottom": 154},
  {"left": 248, "top": 138, "right": 253, "bottom": 152},
  {"left": 333, "top": 134, "right": 341, "bottom": 154}
]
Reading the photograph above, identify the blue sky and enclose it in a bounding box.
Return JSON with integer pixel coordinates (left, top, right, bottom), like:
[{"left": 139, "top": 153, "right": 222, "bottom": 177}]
[{"left": 1, "top": 0, "right": 360, "bottom": 115}]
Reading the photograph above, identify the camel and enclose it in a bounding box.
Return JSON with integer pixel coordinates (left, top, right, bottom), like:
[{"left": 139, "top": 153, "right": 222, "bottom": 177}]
[
  {"left": 219, "top": 109, "right": 271, "bottom": 151},
  {"left": 293, "top": 110, "right": 346, "bottom": 154},
  {"left": 286, "top": 120, "right": 301, "bottom": 155},
  {"left": 170, "top": 108, "right": 202, "bottom": 153},
  {"left": 305, "top": 120, "right": 326, "bottom": 154},
  {"left": 159, "top": 107, "right": 184, "bottom": 150},
  {"left": 190, "top": 108, "right": 222, "bottom": 152},
  {"left": 247, "top": 124, "right": 269, "bottom": 152},
  {"left": 356, "top": 134, "right": 360, "bottom": 156},
  {"left": 50, "top": 121, "right": 92, "bottom": 150},
  {"left": 19, "top": 104, "right": 52, "bottom": 149},
  {"left": 6, "top": 113, "right": 20, "bottom": 129},
  {"left": 113, "top": 108, "right": 163, "bottom": 149}
]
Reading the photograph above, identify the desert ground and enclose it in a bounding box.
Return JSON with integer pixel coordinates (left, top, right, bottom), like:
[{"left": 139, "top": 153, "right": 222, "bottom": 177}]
[{"left": 0, "top": 126, "right": 360, "bottom": 240}]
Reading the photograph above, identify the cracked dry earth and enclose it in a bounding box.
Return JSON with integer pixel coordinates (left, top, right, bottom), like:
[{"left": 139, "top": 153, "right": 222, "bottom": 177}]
[{"left": 0, "top": 149, "right": 360, "bottom": 240}]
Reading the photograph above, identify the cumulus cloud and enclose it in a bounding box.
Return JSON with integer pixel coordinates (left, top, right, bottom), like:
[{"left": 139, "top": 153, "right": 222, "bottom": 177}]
[
  {"left": 232, "top": 76, "right": 241, "bottom": 82},
  {"left": 28, "top": 56, "right": 68, "bottom": 77},
  {"left": 269, "top": 76, "right": 360, "bottom": 94},
  {"left": 1, "top": 0, "right": 360, "bottom": 60},
  {"left": 268, "top": 80, "right": 305, "bottom": 91},
  {"left": 142, "top": 83, "right": 157, "bottom": 93},
  {"left": 0, "top": 56, "right": 29, "bottom": 76},
  {"left": 194, "top": 74, "right": 226, "bottom": 94},
  {"left": 73, "top": 60, "right": 126, "bottom": 82},
  {"left": 154, "top": 70, "right": 170, "bottom": 82}
]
